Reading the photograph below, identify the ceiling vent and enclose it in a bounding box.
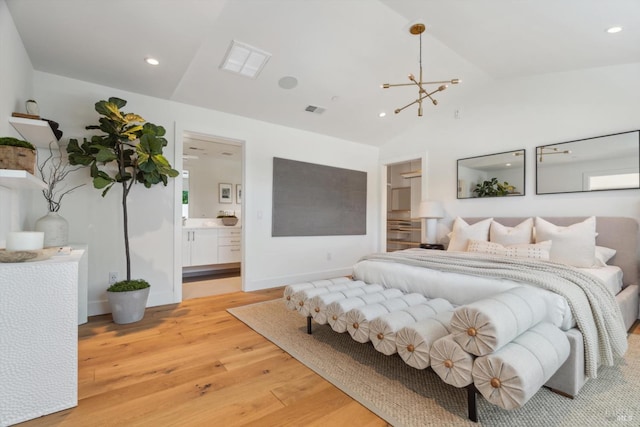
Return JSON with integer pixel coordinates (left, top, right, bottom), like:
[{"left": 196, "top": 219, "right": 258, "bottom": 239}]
[
  {"left": 305, "top": 105, "right": 326, "bottom": 114},
  {"left": 220, "top": 40, "right": 271, "bottom": 79}
]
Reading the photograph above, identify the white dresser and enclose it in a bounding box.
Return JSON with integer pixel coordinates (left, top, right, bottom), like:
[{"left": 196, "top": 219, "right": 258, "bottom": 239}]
[{"left": 0, "top": 250, "right": 84, "bottom": 426}]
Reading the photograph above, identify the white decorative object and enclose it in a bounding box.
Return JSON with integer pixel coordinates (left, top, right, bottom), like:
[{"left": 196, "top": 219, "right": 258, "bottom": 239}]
[
  {"left": 5, "top": 231, "right": 44, "bottom": 251},
  {"left": 25, "top": 99, "right": 39, "bottom": 116},
  {"left": 35, "top": 212, "right": 69, "bottom": 247}
]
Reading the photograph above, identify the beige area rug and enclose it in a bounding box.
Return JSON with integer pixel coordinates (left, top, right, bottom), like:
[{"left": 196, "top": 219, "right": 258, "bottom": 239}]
[{"left": 228, "top": 300, "right": 640, "bottom": 427}]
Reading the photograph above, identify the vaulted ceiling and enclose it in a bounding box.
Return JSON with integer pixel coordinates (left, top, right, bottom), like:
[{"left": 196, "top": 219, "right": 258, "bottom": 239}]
[{"left": 7, "top": 0, "right": 640, "bottom": 146}]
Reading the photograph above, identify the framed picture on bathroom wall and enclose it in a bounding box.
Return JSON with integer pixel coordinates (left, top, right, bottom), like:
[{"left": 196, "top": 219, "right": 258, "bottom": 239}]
[
  {"left": 219, "top": 183, "right": 232, "bottom": 203},
  {"left": 236, "top": 184, "right": 242, "bottom": 204}
]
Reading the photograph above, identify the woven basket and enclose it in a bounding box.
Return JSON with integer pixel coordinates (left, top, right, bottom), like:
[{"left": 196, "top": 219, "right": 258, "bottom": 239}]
[{"left": 0, "top": 146, "right": 36, "bottom": 174}]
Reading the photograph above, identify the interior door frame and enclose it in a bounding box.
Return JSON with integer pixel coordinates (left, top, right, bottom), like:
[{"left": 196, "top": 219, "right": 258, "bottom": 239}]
[
  {"left": 380, "top": 152, "right": 428, "bottom": 251},
  {"left": 173, "top": 123, "right": 246, "bottom": 303}
]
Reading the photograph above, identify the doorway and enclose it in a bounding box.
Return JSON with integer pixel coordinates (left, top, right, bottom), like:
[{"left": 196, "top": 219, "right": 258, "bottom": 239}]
[
  {"left": 385, "top": 158, "right": 422, "bottom": 252},
  {"left": 181, "top": 131, "right": 243, "bottom": 300}
]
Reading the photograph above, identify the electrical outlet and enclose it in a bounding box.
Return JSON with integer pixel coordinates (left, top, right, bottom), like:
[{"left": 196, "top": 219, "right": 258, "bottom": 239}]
[{"left": 109, "top": 272, "right": 118, "bottom": 284}]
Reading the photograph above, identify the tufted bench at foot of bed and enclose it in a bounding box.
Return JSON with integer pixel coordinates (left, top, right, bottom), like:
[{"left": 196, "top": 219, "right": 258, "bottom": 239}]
[{"left": 283, "top": 282, "right": 573, "bottom": 422}]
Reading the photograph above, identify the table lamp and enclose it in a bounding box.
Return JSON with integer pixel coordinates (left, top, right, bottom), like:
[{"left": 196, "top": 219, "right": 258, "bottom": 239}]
[{"left": 418, "top": 201, "right": 444, "bottom": 245}]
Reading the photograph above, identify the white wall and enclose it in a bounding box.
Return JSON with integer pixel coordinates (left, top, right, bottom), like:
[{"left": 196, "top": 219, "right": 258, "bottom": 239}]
[
  {"left": 0, "top": 0, "right": 35, "bottom": 242},
  {"left": 538, "top": 155, "right": 637, "bottom": 194},
  {"left": 186, "top": 156, "right": 242, "bottom": 219},
  {"left": 27, "top": 72, "right": 380, "bottom": 314},
  {"left": 380, "top": 62, "right": 640, "bottom": 233}
]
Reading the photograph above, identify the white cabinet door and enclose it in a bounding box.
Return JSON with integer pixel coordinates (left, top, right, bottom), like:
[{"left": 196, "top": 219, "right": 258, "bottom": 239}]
[
  {"left": 182, "top": 230, "right": 193, "bottom": 267},
  {"left": 190, "top": 228, "right": 219, "bottom": 266}
]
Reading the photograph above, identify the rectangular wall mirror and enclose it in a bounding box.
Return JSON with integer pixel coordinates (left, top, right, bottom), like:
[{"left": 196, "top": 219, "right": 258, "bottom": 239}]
[
  {"left": 457, "top": 149, "right": 525, "bottom": 199},
  {"left": 536, "top": 130, "right": 640, "bottom": 195}
]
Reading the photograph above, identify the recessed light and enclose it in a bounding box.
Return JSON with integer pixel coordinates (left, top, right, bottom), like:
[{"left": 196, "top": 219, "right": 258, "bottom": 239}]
[
  {"left": 606, "top": 26, "right": 622, "bottom": 34},
  {"left": 145, "top": 57, "right": 159, "bottom": 65},
  {"left": 379, "top": 112, "right": 387, "bottom": 118}
]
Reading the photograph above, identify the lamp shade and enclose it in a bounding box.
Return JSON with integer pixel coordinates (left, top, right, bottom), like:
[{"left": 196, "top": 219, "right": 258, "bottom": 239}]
[{"left": 419, "top": 201, "right": 444, "bottom": 218}]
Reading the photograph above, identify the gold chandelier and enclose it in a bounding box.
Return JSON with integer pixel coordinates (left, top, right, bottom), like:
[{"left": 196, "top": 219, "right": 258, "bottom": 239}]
[{"left": 382, "top": 23, "right": 460, "bottom": 116}]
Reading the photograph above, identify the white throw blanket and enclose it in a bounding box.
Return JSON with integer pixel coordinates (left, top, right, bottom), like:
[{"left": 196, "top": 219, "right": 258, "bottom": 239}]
[{"left": 359, "top": 249, "right": 628, "bottom": 377}]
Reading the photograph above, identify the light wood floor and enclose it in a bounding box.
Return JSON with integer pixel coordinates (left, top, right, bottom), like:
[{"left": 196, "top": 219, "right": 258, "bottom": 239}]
[
  {"left": 18, "top": 289, "right": 389, "bottom": 427},
  {"left": 182, "top": 272, "right": 242, "bottom": 300}
]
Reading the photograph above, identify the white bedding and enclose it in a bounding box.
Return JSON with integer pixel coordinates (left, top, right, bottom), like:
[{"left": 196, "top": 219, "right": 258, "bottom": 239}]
[{"left": 352, "top": 259, "right": 623, "bottom": 331}]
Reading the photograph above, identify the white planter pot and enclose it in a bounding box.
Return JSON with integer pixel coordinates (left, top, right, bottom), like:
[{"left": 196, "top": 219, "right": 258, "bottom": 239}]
[
  {"left": 35, "top": 212, "right": 69, "bottom": 247},
  {"left": 107, "top": 287, "right": 150, "bottom": 324}
]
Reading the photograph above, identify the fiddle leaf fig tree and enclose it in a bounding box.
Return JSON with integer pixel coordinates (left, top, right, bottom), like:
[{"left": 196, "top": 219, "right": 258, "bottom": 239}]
[
  {"left": 473, "top": 177, "right": 515, "bottom": 197},
  {"left": 67, "top": 97, "right": 179, "bottom": 285}
]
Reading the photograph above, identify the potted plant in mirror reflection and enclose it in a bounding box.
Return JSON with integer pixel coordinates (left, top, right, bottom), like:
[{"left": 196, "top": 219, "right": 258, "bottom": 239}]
[
  {"left": 35, "top": 141, "right": 85, "bottom": 247},
  {"left": 473, "top": 177, "right": 515, "bottom": 197}
]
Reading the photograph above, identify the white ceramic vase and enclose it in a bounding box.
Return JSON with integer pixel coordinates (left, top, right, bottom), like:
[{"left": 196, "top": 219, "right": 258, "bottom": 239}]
[{"left": 35, "top": 212, "right": 69, "bottom": 247}]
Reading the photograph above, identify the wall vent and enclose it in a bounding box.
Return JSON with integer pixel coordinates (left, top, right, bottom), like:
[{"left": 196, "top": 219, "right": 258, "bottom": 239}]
[{"left": 304, "top": 105, "right": 326, "bottom": 114}]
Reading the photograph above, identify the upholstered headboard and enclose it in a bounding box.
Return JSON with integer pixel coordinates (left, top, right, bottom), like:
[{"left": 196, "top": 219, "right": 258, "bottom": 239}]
[{"left": 464, "top": 217, "right": 639, "bottom": 288}]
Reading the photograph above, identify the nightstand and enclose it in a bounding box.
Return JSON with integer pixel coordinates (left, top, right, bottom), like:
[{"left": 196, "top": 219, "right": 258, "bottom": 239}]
[{"left": 419, "top": 243, "right": 445, "bottom": 250}]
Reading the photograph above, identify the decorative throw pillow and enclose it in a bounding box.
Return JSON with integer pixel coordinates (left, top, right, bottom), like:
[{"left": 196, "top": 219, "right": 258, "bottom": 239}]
[
  {"left": 534, "top": 217, "right": 596, "bottom": 267},
  {"left": 447, "top": 217, "right": 493, "bottom": 252},
  {"left": 490, "top": 218, "right": 534, "bottom": 246},
  {"left": 467, "top": 239, "right": 552, "bottom": 260},
  {"left": 593, "top": 246, "right": 617, "bottom": 267}
]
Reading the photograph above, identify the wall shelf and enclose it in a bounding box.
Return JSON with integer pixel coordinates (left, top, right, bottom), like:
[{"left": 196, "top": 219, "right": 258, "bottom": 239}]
[
  {"left": 8, "top": 116, "right": 57, "bottom": 148},
  {"left": 0, "top": 170, "right": 47, "bottom": 190}
]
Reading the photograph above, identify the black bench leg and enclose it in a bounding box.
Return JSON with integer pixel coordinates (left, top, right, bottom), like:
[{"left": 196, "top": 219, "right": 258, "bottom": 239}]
[
  {"left": 307, "top": 316, "right": 312, "bottom": 334},
  {"left": 467, "top": 385, "right": 478, "bottom": 422}
]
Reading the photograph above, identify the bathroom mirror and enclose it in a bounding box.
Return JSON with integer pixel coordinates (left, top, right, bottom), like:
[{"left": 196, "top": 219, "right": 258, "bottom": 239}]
[
  {"left": 536, "top": 130, "right": 640, "bottom": 194},
  {"left": 457, "top": 149, "right": 525, "bottom": 199}
]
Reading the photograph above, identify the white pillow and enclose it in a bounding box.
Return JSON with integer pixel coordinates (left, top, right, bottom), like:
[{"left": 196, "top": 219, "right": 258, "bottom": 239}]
[
  {"left": 467, "top": 239, "right": 552, "bottom": 260},
  {"left": 447, "top": 217, "right": 493, "bottom": 252},
  {"left": 593, "top": 246, "right": 616, "bottom": 267},
  {"left": 490, "top": 218, "right": 534, "bottom": 246},
  {"left": 534, "top": 217, "right": 596, "bottom": 267}
]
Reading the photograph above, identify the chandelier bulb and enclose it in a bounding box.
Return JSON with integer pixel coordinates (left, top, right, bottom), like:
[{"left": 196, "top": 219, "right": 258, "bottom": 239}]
[
  {"left": 408, "top": 74, "right": 415, "bottom": 81},
  {"left": 439, "top": 85, "right": 447, "bottom": 91},
  {"left": 432, "top": 99, "right": 438, "bottom": 106},
  {"left": 394, "top": 109, "right": 401, "bottom": 114},
  {"left": 382, "top": 83, "right": 390, "bottom": 89},
  {"left": 451, "top": 79, "right": 460, "bottom": 84}
]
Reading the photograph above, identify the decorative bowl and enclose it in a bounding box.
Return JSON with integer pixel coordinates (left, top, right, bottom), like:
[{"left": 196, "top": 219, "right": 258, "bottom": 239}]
[
  {"left": 0, "top": 247, "right": 59, "bottom": 263},
  {"left": 221, "top": 217, "right": 238, "bottom": 226}
]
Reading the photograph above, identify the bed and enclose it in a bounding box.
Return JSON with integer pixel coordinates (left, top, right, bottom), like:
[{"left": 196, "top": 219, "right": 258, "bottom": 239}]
[{"left": 352, "top": 216, "right": 639, "bottom": 399}]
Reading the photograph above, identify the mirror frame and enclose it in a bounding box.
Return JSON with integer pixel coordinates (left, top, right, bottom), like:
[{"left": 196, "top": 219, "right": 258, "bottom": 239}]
[
  {"left": 457, "top": 149, "right": 526, "bottom": 199},
  {"left": 535, "top": 130, "right": 640, "bottom": 195}
]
